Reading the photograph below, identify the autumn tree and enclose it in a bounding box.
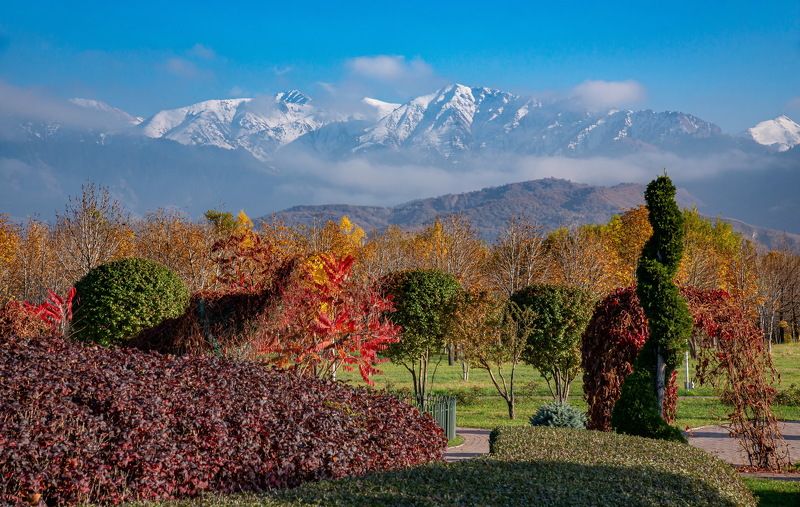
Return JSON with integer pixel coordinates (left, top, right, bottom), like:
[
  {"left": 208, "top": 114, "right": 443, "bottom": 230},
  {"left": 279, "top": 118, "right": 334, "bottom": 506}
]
[
  {"left": 53, "top": 183, "right": 130, "bottom": 282},
  {"left": 135, "top": 209, "right": 215, "bottom": 292},
  {"left": 452, "top": 291, "right": 535, "bottom": 419},
  {"left": 592, "top": 206, "right": 652, "bottom": 288},
  {"left": 383, "top": 269, "right": 461, "bottom": 402},
  {"left": 418, "top": 216, "right": 487, "bottom": 291},
  {"left": 9, "top": 219, "right": 67, "bottom": 301},
  {"left": 265, "top": 254, "right": 399, "bottom": 384},
  {"left": 512, "top": 284, "right": 593, "bottom": 403},
  {"left": 546, "top": 227, "right": 613, "bottom": 297},
  {"left": 485, "top": 216, "right": 549, "bottom": 297},
  {"left": 0, "top": 216, "right": 20, "bottom": 303},
  {"left": 755, "top": 248, "right": 800, "bottom": 350},
  {"left": 257, "top": 216, "right": 308, "bottom": 263},
  {"left": 360, "top": 225, "right": 418, "bottom": 280},
  {"left": 677, "top": 209, "right": 741, "bottom": 290}
]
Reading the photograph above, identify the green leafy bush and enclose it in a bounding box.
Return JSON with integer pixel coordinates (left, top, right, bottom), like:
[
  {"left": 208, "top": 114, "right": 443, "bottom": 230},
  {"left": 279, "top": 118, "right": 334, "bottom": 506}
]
[
  {"left": 444, "top": 386, "right": 483, "bottom": 406},
  {"left": 510, "top": 284, "right": 593, "bottom": 403},
  {"left": 775, "top": 384, "right": 800, "bottom": 406},
  {"left": 146, "top": 426, "right": 755, "bottom": 506},
  {"left": 530, "top": 401, "right": 587, "bottom": 429},
  {"left": 382, "top": 269, "right": 461, "bottom": 400},
  {"left": 73, "top": 258, "right": 190, "bottom": 346},
  {"left": 487, "top": 427, "right": 755, "bottom": 507}
]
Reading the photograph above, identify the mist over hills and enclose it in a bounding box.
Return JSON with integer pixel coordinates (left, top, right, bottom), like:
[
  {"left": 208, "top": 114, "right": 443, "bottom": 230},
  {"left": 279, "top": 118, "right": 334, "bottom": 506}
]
[
  {"left": 0, "top": 83, "right": 798, "bottom": 240},
  {"left": 268, "top": 178, "right": 800, "bottom": 251}
]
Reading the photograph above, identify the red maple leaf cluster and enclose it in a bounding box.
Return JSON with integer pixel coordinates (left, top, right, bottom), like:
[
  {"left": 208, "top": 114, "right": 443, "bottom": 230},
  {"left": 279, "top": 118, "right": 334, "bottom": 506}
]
[
  {"left": 22, "top": 287, "right": 76, "bottom": 335},
  {"left": 258, "top": 254, "right": 400, "bottom": 384}
]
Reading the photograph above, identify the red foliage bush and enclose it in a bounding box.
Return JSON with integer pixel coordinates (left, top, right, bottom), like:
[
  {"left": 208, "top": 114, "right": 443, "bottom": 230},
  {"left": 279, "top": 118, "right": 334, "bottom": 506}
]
[
  {"left": 581, "top": 287, "right": 699, "bottom": 430},
  {"left": 258, "top": 254, "right": 400, "bottom": 384},
  {"left": 130, "top": 259, "right": 296, "bottom": 355},
  {"left": 0, "top": 289, "right": 75, "bottom": 338},
  {"left": 581, "top": 287, "right": 649, "bottom": 431},
  {"left": 0, "top": 333, "right": 445, "bottom": 505},
  {"left": 0, "top": 301, "right": 50, "bottom": 338}
]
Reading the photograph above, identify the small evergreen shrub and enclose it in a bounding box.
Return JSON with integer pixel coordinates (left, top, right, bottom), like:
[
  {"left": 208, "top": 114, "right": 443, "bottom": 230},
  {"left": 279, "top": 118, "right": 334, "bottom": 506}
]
[
  {"left": 73, "top": 258, "right": 190, "bottom": 346},
  {"left": 446, "top": 386, "right": 483, "bottom": 406},
  {"left": 530, "top": 401, "right": 587, "bottom": 429},
  {"left": 775, "top": 384, "right": 800, "bottom": 406}
]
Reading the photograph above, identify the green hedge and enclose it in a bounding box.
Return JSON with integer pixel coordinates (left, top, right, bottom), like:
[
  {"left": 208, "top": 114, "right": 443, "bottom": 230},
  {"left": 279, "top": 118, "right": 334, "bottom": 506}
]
[
  {"left": 144, "top": 427, "right": 754, "bottom": 506},
  {"left": 489, "top": 427, "right": 754, "bottom": 506},
  {"left": 73, "top": 258, "right": 189, "bottom": 346}
]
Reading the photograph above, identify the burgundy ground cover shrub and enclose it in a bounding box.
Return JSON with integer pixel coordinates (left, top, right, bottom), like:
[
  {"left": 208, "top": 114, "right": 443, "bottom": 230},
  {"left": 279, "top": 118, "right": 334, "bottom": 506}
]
[{"left": 0, "top": 333, "right": 445, "bottom": 505}]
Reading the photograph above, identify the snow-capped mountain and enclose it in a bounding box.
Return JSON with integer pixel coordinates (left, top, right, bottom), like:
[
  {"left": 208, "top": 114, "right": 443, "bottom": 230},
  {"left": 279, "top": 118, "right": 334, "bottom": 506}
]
[
  {"left": 747, "top": 115, "right": 800, "bottom": 152},
  {"left": 138, "top": 91, "right": 322, "bottom": 160},
  {"left": 361, "top": 97, "right": 401, "bottom": 120},
  {"left": 134, "top": 83, "right": 731, "bottom": 162},
  {"left": 349, "top": 84, "right": 722, "bottom": 158},
  {"left": 69, "top": 98, "right": 144, "bottom": 126},
  {"left": 3, "top": 83, "right": 800, "bottom": 239}
]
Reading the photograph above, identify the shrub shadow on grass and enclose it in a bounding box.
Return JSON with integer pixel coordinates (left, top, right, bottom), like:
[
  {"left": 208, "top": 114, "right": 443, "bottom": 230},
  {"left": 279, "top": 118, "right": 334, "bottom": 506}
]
[{"left": 270, "top": 458, "right": 742, "bottom": 507}]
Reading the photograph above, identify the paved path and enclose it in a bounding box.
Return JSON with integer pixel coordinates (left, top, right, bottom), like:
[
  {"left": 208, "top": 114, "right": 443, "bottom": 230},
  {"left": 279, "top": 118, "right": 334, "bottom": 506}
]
[
  {"left": 687, "top": 420, "right": 800, "bottom": 475},
  {"left": 444, "top": 428, "right": 491, "bottom": 462}
]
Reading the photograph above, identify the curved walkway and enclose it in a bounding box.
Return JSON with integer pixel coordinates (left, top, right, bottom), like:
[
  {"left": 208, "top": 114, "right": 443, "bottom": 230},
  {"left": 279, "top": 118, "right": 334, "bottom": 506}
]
[
  {"left": 446, "top": 423, "right": 800, "bottom": 478},
  {"left": 444, "top": 427, "right": 491, "bottom": 462},
  {"left": 687, "top": 420, "right": 800, "bottom": 480}
]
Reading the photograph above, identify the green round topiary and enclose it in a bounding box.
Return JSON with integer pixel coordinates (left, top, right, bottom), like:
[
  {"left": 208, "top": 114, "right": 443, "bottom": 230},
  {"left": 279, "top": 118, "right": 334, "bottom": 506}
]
[
  {"left": 530, "top": 401, "right": 587, "bottom": 429},
  {"left": 72, "top": 258, "right": 190, "bottom": 346}
]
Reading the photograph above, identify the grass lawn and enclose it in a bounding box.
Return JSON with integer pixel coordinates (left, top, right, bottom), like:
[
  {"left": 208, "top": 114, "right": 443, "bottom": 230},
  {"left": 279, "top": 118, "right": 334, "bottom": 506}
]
[
  {"left": 741, "top": 478, "right": 800, "bottom": 507},
  {"left": 337, "top": 341, "right": 800, "bottom": 429},
  {"left": 446, "top": 434, "right": 464, "bottom": 447}
]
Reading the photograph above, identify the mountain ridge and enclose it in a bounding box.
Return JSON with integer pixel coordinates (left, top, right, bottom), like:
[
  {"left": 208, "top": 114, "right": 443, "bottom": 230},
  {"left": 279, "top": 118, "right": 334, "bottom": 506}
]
[
  {"left": 266, "top": 177, "right": 800, "bottom": 250},
  {"left": 127, "top": 83, "right": 785, "bottom": 161}
]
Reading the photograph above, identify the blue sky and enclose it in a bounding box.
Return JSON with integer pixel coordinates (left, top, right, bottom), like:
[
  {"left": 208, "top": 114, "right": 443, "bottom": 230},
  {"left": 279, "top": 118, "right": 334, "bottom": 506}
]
[{"left": 1, "top": 1, "right": 798, "bottom": 131}]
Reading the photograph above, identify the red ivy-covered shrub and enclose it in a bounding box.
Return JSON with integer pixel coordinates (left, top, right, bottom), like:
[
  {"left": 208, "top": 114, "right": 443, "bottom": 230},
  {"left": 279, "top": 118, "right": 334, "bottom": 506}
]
[
  {"left": 0, "top": 333, "right": 445, "bottom": 505},
  {"left": 581, "top": 287, "right": 717, "bottom": 431},
  {"left": 581, "top": 287, "right": 649, "bottom": 431}
]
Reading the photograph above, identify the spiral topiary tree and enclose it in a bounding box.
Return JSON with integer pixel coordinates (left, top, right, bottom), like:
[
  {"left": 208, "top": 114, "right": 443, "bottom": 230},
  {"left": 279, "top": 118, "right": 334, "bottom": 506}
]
[{"left": 612, "top": 175, "right": 692, "bottom": 442}]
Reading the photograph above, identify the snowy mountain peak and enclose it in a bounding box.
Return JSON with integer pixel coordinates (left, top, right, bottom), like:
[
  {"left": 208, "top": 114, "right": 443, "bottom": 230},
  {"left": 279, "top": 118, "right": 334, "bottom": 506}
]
[
  {"left": 275, "top": 90, "right": 311, "bottom": 105},
  {"left": 748, "top": 115, "right": 800, "bottom": 152},
  {"left": 138, "top": 93, "right": 320, "bottom": 160}
]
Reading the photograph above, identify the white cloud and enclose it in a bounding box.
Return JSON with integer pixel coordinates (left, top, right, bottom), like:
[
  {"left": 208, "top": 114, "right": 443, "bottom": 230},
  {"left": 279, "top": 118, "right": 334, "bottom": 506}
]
[
  {"left": 228, "top": 85, "right": 246, "bottom": 97},
  {"left": 346, "top": 55, "right": 433, "bottom": 82},
  {"left": 0, "top": 80, "right": 132, "bottom": 132},
  {"left": 164, "top": 57, "right": 200, "bottom": 78},
  {"left": 270, "top": 149, "right": 757, "bottom": 209},
  {"left": 188, "top": 43, "right": 216, "bottom": 60},
  {"left": 273, "top": 65, "right": 293, "bottom": 76},
  {"left": 571, "top": 80, "right": 646, "bottom": 110}
]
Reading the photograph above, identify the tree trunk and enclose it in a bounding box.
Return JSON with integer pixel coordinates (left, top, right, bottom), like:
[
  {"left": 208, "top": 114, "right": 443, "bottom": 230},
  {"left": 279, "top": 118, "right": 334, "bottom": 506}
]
[
  {"left": 447, "top": 343, "right": 455, "bottom": 366},
  {"left": 656, "top": 348, "right": 667, "bottom": 417}
]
